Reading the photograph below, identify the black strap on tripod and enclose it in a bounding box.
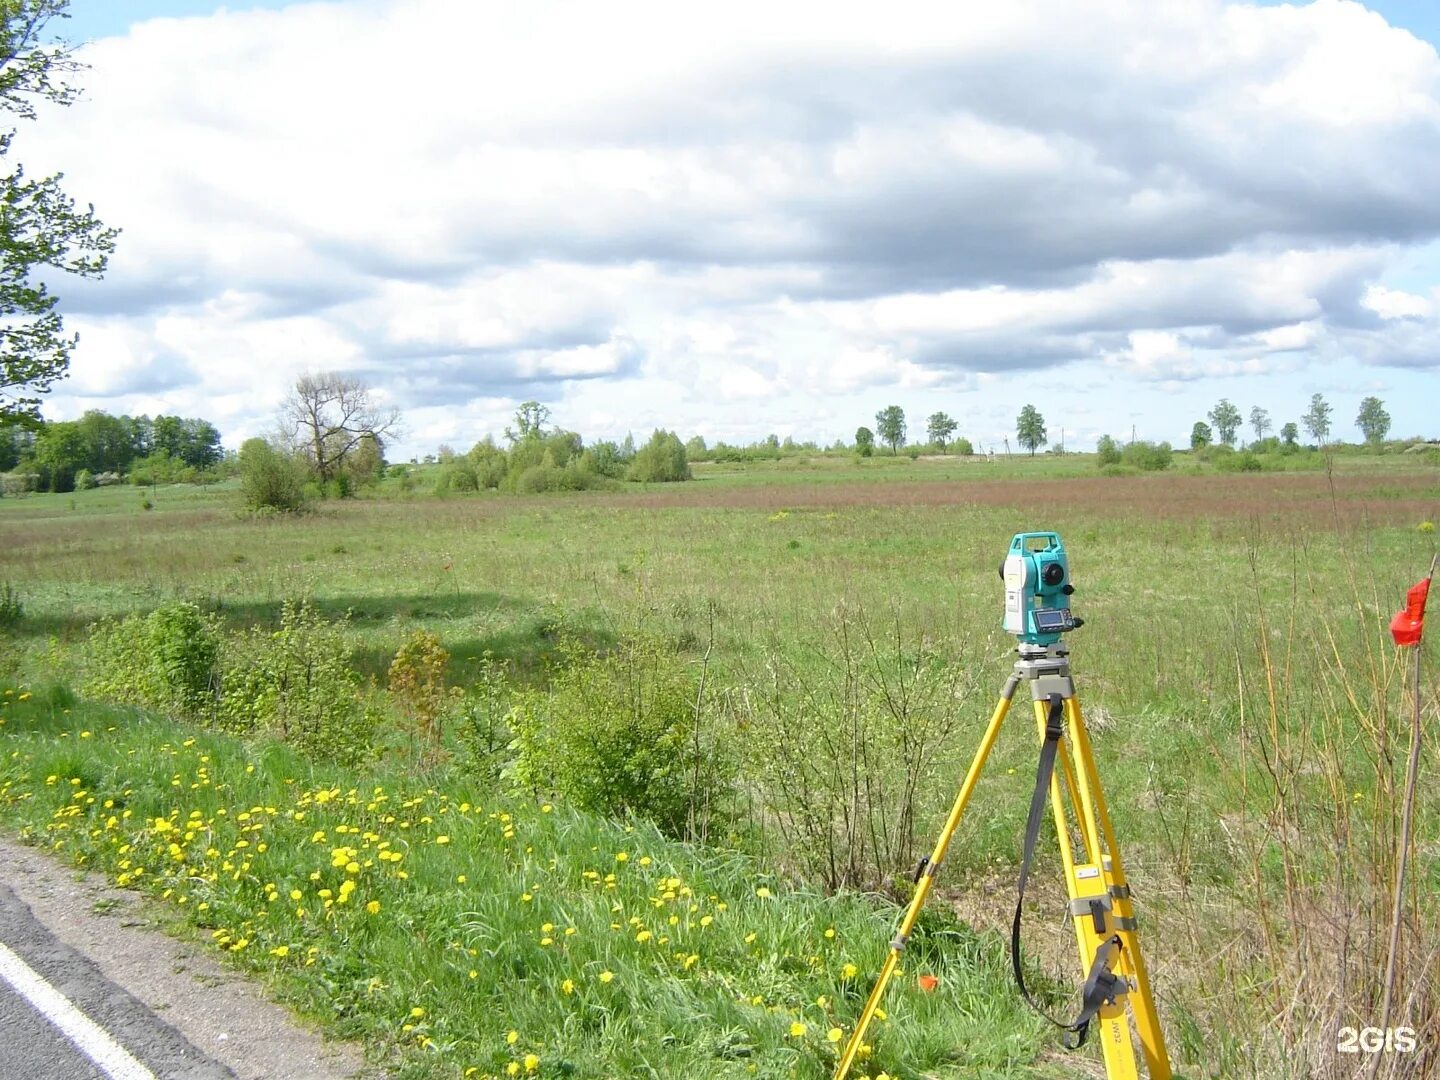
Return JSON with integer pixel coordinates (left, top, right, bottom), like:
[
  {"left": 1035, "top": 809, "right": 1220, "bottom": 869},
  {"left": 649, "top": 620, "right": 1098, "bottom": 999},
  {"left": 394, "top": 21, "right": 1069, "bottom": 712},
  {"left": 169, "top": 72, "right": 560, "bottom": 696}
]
[{"left": 1011, "top": 693, "right": 1126, "bottom": 1050}]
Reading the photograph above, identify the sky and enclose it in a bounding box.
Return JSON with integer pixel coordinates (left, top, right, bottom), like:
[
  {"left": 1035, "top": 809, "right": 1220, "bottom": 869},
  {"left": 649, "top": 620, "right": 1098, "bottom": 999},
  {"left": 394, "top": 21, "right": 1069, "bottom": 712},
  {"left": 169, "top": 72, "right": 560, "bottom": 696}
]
[{"left": 20, "top": 0, "right": 1440, "bottom": 458}]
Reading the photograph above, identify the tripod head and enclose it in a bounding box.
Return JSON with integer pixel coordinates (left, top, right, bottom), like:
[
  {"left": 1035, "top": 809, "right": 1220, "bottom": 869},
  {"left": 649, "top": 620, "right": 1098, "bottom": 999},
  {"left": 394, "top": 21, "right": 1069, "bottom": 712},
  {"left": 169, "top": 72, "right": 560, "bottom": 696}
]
[{"left": 1001, "top": 531, "right": 1084, "bottom": 647}]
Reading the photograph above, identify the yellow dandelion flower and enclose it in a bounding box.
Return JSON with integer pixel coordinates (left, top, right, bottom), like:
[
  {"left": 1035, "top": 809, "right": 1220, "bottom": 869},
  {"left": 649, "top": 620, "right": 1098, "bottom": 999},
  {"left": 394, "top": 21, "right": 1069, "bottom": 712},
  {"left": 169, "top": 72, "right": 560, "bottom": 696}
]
[
  {"left": 410, "top": 1007, "right": 425, "bottom": 1019},
  {"left": 436, "top": 836, "right": 450, "bottom": 845},
  {"left": 615, "top": 852, "right": 628, "bottom": 863},
  {"left": 789, "top": 1021, "right": 807, "bottom": 1037},
  {"left": 841, "top": 963, "right": 859, "bottom": 979},
  {"left": 524, "top": 1054, "right": 539, "bottom": 1072},
  {"left": 561, "top": 979, "right": 575, "bottom": 994},
  {"left": 827, "top": 1028, "right": 843, "bottom": 1043},
  {"left": 756, "top": 887, "right": 771, "bottom": 899},
  {"left": 506, "top": 1064, "right": 520, "bottom": 1077},
  {"left": 506, "top": 1030, "right": 519, "bottom": 1045},
  {"left": 366, "top": 900, "right": 381, "bottom": 915},
  {"left": 598, "top": 970, "right": 614, "bottom": 984}
]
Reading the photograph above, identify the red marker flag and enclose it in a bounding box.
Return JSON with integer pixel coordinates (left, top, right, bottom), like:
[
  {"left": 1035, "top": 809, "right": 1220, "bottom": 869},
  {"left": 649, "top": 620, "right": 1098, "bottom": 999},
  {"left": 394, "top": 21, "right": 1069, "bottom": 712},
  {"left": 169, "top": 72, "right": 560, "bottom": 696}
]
[{"left": 1390, "top": 577, "right": 1431, "bottom": 648}]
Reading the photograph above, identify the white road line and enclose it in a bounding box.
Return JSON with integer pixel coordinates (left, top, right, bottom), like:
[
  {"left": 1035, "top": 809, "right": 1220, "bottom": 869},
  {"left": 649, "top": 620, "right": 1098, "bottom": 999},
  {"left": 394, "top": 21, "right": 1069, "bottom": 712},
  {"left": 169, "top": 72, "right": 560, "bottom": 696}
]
[{"left": 0, "top": 939, "right": 157, "bottom": 1080}]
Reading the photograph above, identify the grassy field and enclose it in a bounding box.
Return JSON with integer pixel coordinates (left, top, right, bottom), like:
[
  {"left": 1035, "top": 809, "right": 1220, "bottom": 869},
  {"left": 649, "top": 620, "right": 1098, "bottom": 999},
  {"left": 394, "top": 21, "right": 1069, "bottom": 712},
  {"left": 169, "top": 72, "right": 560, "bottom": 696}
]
[{"left": 1, "top": 452, "right": 1437, "bottom": 1079}]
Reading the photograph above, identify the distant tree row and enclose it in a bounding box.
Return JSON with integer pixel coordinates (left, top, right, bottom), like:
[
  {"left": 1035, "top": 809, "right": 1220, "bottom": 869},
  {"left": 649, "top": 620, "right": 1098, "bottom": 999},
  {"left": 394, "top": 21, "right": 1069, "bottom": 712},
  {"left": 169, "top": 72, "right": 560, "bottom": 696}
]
[
  {"left": 851, "top": 406, "right": 975, "bottom": 458},
  {"left": 0, "top": 410, "right": 223, "bottom": 493},
  {"left": 430, "top": 402, "right": 690, "bottom": 498},
  {"left": 1196, "top": 394, "right": 1392, "bottom": 450}
]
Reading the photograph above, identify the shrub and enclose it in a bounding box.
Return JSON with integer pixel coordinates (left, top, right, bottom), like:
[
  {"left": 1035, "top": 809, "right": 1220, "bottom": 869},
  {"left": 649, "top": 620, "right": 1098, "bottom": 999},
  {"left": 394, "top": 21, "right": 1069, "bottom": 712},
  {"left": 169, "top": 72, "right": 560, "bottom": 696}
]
[
  {"left": 388, "top": 629, "right": 459, "bottom": 758},
  {"left": 238, "top": 438, "right": 306, "bottom": 512},
  {"left": 0, "top": 583, "right": 22, "bottom": 628},
  {"left": 87, "top": 602, "right": 221, "bottom": 718},
  {"left": 456, "top": 654, "right": 513, "bottom": 782},
  {"left": 627, "top": 430, "right": 691, "bottom": 483},
  {"left": 217, "top": 600, "right": 378, "bottom": 763},
  {"left": 74, "top": 469, "right": 96, "bottom": 490},
  {"left": 509, "top": 633, "right": 725, "bottom": 838},
  {"left": 1120, "top": 440, "right": 1172, "bottom": 471},
  {"left": 1214, "top": 450, "right": 1264, "bottom": 473},
  {"left": 1095, "top": 435, "right": 1121, "bottom": 466},
  {"left": 953, "top": 437, "right": 974, "bottom": 456}
]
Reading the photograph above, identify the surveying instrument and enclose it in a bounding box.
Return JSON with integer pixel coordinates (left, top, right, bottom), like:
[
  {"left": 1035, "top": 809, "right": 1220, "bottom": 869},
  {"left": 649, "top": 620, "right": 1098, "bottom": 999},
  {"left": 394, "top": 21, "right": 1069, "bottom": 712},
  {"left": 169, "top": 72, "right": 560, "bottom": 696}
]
[{"left": 834, "top": 532, "right": 1172, "bottom": 1080}]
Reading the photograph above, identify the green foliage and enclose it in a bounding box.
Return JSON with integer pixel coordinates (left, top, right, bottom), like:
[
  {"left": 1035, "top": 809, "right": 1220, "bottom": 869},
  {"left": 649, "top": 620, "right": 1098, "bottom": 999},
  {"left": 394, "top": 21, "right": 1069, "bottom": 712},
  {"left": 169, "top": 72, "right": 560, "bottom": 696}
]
[
  {"left": 853, "top": 426, "right": 874, "bottom": 455},
  {"left": 217, "top": 600, "right": 378, "bottom": 763},
  {"left": 238, "top": 437, "right": 306, "bottom": 512},
  {"left": 86, "top": 602, "right": 220, "bottom": 718},
  {"left": 1190, "top": 420, "right": 1212, "bottom": 449},
  {"left": 1120, "top": 439, "right": 1172, "bottom": 471},
  {"left": 953, "top": 436, "right": 974, "bottom": 456},
  {"left": 0, "top": 582, "right": 21, "bottom": 627},
  {"left": 0, "top": 1, "right": 120, "bottom": 424},
  {"left": 1095, "top": 434, "right": 1122, "bottom": 466},
  {"left": 1356, "top": 396, "right": 1391, "bottom": 444},
  {"left": 455, "top": 654, "right": 513, "bottom": 782},
  {"left": 1302, "top": 392, "right": 1332, "bottom": 444},
  {"left": 1280, "top": 421, "right": 1299, "bottom": 447},
  {"left": 509, "top": 633, "right": 724, "bottom": 838},
  {"left": 874, "top": 406, "right": 905, "bottom": 454},
  {"left": 1213, "top": 449, "right": 1264, "bottom": 473},
  {"left": 1208, "top": 398, "right": 1242, "bottom": 445},
  {"left": 1016, "top": 404, "right": 1046, "bottom": 454},
  {"left": 732, "top": 608, "right": 977, "bottom": 891},
  {"left": 1248, "top": 406, "right": 1271, "bottom": 442},
  {"left": 627, "top": 429, "right": 691, "bottom": 483},
  {"left": 925, "top": 411, "right": 957, "bottom": 449}
]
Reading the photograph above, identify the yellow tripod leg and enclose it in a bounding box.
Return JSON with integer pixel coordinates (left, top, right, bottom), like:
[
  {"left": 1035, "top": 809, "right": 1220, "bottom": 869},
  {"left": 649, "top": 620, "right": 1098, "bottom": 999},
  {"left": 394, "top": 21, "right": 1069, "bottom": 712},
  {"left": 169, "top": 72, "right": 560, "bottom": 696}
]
[
  {"left": 1030, "top": 698, "right": 1142, "bottom": 1080},
  {"left": 1065, "top": 697, "right": 1172, "bottom": 1079},
  {"left": 832, "top": 675, "right": 1021, "bottom": 1080}
]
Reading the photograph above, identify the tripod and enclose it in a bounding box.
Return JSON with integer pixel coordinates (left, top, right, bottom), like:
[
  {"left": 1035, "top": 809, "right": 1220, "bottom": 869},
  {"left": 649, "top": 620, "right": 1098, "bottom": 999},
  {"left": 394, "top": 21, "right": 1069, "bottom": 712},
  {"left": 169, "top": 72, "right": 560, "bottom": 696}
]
[{"left": 833, "top": 642, "right": 1172, "bottom": 1080}]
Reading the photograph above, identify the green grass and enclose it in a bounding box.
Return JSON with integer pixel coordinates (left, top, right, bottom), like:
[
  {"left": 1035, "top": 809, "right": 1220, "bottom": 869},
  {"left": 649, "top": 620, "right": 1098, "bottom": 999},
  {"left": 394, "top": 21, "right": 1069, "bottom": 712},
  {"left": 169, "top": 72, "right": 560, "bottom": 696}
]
[
  {"left": 0, "top": 684, "right": 1056, "bottom": 1080},
  {"left": 1, "top": 453, "right": 1437, "bottom": 1078}
]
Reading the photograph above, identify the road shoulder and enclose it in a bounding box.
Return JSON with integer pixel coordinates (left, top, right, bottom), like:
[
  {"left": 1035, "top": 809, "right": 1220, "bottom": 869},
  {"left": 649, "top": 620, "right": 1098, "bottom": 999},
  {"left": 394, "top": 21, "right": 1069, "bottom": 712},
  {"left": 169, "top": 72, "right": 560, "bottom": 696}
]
[{"left": 0, "top": 833, "right": 378, "bottom": 1080}]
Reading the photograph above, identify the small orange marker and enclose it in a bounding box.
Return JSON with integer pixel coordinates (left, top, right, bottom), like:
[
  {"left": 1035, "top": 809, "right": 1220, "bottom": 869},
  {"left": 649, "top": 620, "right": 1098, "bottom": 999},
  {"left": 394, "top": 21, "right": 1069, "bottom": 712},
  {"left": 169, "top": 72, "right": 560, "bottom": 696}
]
[{"left": 917, "top": 974, "right": 938, "bottom": 992}]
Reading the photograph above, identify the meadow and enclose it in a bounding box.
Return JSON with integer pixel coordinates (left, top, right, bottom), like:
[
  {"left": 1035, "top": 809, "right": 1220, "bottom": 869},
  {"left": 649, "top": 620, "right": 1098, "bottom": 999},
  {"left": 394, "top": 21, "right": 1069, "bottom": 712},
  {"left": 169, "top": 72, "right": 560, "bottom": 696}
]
[{"left": 0, "top": 450, "right": 1437, "bottom": 1079}]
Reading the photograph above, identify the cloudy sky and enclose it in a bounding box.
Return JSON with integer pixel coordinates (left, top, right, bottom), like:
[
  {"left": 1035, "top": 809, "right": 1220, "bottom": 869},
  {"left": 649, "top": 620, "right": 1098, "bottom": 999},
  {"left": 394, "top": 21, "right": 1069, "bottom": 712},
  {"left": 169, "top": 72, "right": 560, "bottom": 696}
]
[{"left": 23, "top": 0, "right": 1440, "bottom": 457}]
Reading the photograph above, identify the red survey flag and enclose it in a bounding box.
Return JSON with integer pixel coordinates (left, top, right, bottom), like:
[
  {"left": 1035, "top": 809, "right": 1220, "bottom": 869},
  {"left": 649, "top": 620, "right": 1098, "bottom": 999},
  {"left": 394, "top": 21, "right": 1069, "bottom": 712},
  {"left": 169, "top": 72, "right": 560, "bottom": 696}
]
[{"left": 1390, "top": 577, "right": 1431, "bottom": 648}]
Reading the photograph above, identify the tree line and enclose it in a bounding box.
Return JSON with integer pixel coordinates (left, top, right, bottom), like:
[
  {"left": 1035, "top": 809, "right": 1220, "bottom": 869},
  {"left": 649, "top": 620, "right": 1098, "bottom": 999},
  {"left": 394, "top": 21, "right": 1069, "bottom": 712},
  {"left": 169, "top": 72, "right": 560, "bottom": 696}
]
[
  {"left": 0, "top": 410, "right": 223, "bottom": 492},
  {"left": 1194, "top": 394, "right": 1391, "bottom": 449}
]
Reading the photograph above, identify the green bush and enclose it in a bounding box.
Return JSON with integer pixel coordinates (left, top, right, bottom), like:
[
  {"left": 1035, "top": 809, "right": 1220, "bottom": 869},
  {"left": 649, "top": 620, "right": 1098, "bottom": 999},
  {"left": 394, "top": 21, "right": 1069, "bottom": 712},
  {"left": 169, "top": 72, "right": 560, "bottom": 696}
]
[
  {"left": 216, "top": 600, "right": 377, "bottom": 763},
  {"left": 953, "top": 437, "right": 974, "bottom": 456},
  {"left": 1095, "top": 435, "right": 1121, "bottom": 466},
  {"left": 238, "top": 438, "right": 306, "bottom": 512},
  {"left": 1214, "top": 450, "right": 1264, "bottom": 473},
  {"left": 87, "top": 602, "right": 221, "bottom": 718},
  {"left": 1120, "top": 440, "right": 1172, "bottom": 471},
  {"left": 508, "top": 634, "right": 725, "bottom": 838},
  {"left": 627, "top": 430, "right": 691, "bottom": 483},
  {"left": 0, "top": 583, "right": 22, "bottom": 628}
]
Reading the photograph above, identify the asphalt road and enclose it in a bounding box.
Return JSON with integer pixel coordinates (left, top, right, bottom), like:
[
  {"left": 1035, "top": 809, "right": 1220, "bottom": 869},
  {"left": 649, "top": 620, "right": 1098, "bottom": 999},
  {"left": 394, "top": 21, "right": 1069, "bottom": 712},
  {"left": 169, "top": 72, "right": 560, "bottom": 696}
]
[{"left": 0, "top": 882, "right": 232, "bottom": 1080}]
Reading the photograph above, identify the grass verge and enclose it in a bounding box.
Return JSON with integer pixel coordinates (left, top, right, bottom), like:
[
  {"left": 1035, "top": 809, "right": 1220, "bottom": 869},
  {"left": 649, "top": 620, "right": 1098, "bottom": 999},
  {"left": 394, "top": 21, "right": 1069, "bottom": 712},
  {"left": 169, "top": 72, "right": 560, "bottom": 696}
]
[{"left": 0, "top": 682, "right": 1061, "bottom": 1080}]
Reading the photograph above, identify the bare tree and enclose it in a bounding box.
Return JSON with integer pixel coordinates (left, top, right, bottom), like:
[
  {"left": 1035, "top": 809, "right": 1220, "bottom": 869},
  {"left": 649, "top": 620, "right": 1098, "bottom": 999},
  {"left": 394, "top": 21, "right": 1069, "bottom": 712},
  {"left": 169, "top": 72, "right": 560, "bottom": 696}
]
[{"left": 282, "top": 373, "right": 400, "bottom": 484}]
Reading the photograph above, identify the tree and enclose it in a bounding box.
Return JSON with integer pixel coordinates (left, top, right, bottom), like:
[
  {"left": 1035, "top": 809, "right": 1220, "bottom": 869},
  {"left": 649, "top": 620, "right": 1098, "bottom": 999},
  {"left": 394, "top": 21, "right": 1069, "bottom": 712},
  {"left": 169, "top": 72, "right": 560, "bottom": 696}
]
[
  {"left": 853, "top": 426, "right": 874, "bottom": 457},
  {"left": 1208, "top": 399, "right": 1242, "bottom": 446},
  {"left": 1249, "top": 406, "right": 1271, "bottom": 443},
  {"left": 926, "top": 411, "right": 958, "bottom": 451},
  {"left": 1280, "top": 422, "right": 1299, "bottom": 447},
  {"left": 1355, "top": 396, "right": 1391, "bottom": 445},
  {"left": 282, "top": 373, "right": 400, "bottom": 486},
  {"left": 0, "top": 2, "right": 120, "bottom": 424},
  {"left": 1302, "top": 393, "right": 1332, "bottom": 445},
  {"left": 627, "top": 429, "right": 690, "bottom": 483},
  {"left": 238, "top": 437, "right": 305, "bottom": 512},
  {"left": 1016, "top": 404, "right": 1046, "bottom": 455},
  {"left": 874, "top": 406, "right": 905, "bottom": 454},
  {"left": 505, "top": 401, "right": 550, "bottom": 444},
  {"left": 1096, "top": 434, "right": 1121, "bottom": 466},
  {"left": 1190, "top": 421, "right": 1212, "bottom": 450}
]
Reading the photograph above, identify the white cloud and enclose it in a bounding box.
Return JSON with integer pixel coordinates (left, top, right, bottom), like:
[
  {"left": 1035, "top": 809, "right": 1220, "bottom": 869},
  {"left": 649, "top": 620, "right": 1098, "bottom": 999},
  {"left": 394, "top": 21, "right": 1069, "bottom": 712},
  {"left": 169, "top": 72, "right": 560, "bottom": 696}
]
[{"left": 18, "top": 0, "right": 1440, "bottom": 452}]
